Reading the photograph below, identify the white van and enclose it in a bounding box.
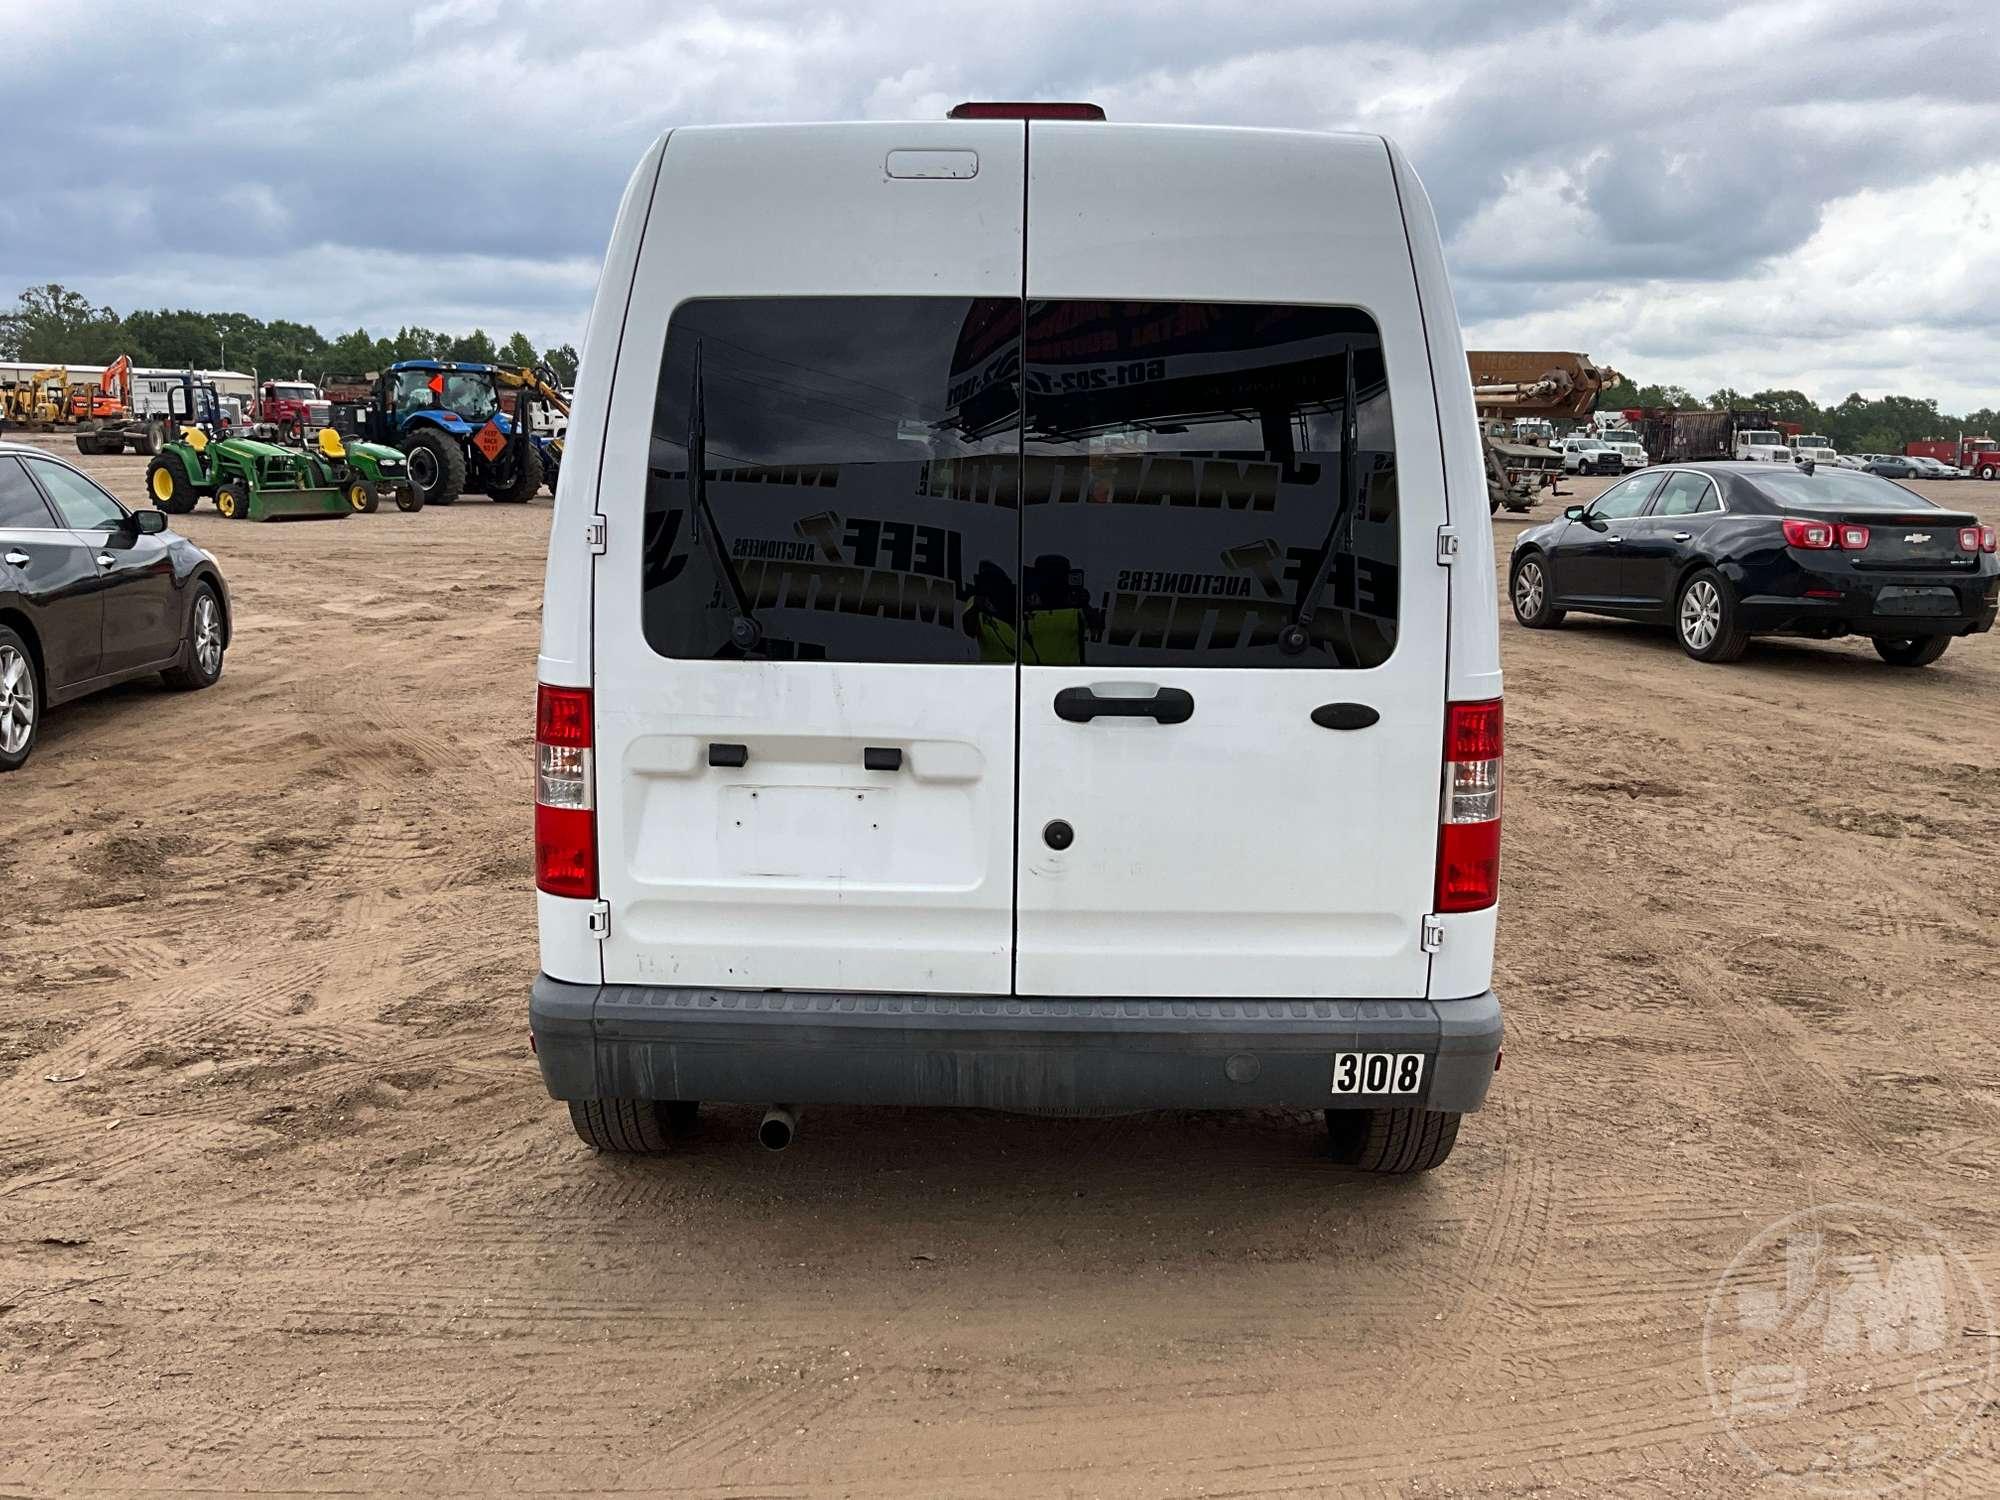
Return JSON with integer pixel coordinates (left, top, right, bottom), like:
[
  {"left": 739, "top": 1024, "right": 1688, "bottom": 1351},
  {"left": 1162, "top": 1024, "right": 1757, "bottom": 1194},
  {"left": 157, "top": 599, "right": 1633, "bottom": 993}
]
[{"left": 531, "top": 106, "right": 1504, "bottom": 1173}]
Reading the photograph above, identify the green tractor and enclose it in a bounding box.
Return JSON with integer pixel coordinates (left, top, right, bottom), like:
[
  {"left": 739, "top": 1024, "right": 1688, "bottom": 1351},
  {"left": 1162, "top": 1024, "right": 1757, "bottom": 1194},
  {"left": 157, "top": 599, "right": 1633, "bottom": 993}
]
[
  {"left": 310, "top": 426, "right": 423, "bottom": 513},
  {"left": 143, "top": 375, "right": 351, "bottom": 521}
]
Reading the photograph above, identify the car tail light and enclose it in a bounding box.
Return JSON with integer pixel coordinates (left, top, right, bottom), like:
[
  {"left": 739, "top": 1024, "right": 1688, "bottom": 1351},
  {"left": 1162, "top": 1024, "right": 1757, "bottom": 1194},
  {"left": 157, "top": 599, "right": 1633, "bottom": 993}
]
[
  {"left": 1836, "top": 523, "right": 1870, "bottom": 549},
  {"left": 1782, "top": 517, "right": 1834, "bottom": 549},
  {"left": 948, "top": 101, "right": 1106, "bottom": 120},
  {"left": 1436, "top": 699, "right": 1502, "bottom": 914},
  {"left": 1958, "top": 525, "right": 1995, "bottom": 553},
  {"left": 535, "top": 683, "right": 597, "bottom": 899},
  {"left": 1984, "top": 525, "right": 1998, "bottom": 554}
]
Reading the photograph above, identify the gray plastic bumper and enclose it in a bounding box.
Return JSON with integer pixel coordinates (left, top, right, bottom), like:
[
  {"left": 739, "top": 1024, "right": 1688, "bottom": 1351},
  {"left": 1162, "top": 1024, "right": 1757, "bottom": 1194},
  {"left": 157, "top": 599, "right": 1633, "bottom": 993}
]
[{"left": 531, "top": 976, "right": 1502, "bottom": 1115}]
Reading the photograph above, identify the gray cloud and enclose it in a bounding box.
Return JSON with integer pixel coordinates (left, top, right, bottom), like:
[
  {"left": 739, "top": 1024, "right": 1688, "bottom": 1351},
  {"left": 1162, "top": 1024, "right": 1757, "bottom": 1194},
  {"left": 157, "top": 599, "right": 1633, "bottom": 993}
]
[{"left": 3, "top": 0, "right": 1997, "bottom": 403}]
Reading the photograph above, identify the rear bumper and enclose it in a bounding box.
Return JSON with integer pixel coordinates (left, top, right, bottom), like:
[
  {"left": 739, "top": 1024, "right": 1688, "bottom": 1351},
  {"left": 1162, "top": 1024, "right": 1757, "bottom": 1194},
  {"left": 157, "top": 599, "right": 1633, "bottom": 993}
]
[
  {"left": 1737, "top": 578, "right": 1998, "bottom": 637},
  {"left": 530, "top": 976, "right": 1503, "bottom": 1115}
]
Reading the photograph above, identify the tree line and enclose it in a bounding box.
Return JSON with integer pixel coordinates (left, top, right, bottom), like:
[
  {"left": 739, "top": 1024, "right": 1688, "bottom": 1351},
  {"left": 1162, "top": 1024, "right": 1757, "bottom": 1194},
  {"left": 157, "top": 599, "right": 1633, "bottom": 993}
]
[
  {"left": 0, "top": 284, "right": 579, "bottom": 387},
  {"left": 1592, "top": 375, "right": 1997, "bottom": 458}
]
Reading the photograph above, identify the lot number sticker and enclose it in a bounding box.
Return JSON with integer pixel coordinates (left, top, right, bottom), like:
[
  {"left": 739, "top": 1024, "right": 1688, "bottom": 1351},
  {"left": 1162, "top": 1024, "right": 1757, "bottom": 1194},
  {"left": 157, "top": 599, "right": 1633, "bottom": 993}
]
[{"left": 1330, "top": 1052, "right": 1425, "bottom": 1095}]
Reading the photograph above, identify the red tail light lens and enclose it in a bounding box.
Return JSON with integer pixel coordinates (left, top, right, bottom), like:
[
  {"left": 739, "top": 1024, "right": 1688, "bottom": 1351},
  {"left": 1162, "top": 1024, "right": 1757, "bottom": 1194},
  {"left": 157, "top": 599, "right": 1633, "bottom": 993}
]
[
  {"left": 1437, "top": 699, "right": 1502, "bottom": 913},
  {"left": 1782, "top": 517, "right": 1834, "bottom": 549},
  {"left": 1837, "top": 523, "right": 1870, "bottom": 550},
  {"left": 1958, "top": 526, "right": 1989, "bottom": 553},
  {"left": 535, "top": 683, "right": 597, "bottom": 899},
  {"left": 1983, "top": 525, "right": 1998, "bottom": 554}
]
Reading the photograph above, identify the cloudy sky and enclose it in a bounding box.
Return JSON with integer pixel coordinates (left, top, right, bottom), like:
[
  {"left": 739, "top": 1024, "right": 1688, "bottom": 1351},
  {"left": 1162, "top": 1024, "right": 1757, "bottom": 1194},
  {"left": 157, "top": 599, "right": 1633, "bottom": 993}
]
[{"left": 4, "top": 0, "right": 1996, "bottom": 408}]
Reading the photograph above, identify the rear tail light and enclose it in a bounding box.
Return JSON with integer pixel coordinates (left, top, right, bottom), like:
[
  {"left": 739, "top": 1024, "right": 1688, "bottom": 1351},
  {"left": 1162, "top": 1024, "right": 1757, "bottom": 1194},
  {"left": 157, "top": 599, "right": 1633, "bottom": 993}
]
[
  {"left": 1782, "top": 517, "right": 1834, "bottom": 549},
  {"left": 1837, "top": 523, "right": 1870, "bottom": 549},
  {"left": 1436, "top": 699, "right": 1502, "bottom": 914},
  {"left": 535, "top": 683, "right": 597, "bottom": 899},
  {"left": 1958, "top": 525, "right": 1995, "bottom": 553}
]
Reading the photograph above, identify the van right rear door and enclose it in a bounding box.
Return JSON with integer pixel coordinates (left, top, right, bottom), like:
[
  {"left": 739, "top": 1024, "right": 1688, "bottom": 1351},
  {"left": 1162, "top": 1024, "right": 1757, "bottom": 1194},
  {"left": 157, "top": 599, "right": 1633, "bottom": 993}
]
[{"left": 1012, "top": 124, "right": 1453, "bottom": 1000}]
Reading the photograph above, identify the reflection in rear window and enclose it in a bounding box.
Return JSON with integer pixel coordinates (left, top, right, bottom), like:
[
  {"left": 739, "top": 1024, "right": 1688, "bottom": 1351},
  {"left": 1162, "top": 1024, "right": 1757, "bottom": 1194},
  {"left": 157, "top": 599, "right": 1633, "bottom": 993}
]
[{"left": 1753, "top": 468, "right": 1937, "bottom": 511}]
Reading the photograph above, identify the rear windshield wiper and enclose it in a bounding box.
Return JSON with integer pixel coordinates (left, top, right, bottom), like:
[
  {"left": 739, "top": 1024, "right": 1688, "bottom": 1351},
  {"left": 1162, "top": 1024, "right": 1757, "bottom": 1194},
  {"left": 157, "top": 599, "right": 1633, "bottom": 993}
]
[
  {"left": 686, "top": 342, "right": 764, "bottom": 654},
  {"left": 1279, "top": 344, "right": 1358, "bottom": 656}
]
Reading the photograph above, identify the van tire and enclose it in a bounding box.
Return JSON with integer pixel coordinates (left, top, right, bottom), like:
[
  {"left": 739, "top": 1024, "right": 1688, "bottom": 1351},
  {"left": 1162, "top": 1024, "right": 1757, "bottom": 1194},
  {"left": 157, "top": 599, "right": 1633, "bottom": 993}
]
[
  {"left": 567, "top": 1098, "right": 673, "bottom": 1153},
  {"left": 1326, "top": 1106, "right": 1461, "bottom": 1174}
]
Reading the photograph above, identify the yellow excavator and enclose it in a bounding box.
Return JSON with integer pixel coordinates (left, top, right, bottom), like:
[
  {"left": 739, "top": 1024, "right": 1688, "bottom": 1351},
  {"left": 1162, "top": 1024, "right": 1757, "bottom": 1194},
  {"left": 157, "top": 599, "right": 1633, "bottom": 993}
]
[
  {"left": 494, "top": 364, "right": 570, "bottom": 494},
  {"left": 1467, "top": 351, "right": 1619, "bottom": 513},
  {"left": 1, "top": 365, "right": 74, "bottom": 429}
]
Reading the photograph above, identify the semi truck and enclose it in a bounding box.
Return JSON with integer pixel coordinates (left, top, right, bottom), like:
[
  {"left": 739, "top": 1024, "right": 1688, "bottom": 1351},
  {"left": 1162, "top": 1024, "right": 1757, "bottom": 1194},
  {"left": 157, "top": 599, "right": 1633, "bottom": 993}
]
[
  {"left": 1622, "top": 408, "right": 1787, "bottom": 465},
  {"left": 1907, "top": 436, "right": 1998, "bottom": 479}
]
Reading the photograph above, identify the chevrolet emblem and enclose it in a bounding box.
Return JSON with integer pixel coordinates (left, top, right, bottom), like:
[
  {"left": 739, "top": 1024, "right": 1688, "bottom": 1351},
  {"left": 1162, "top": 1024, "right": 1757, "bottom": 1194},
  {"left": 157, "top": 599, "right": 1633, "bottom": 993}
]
[{"left": 1905, "top": 532, "right": 1931, "bottom": 544}]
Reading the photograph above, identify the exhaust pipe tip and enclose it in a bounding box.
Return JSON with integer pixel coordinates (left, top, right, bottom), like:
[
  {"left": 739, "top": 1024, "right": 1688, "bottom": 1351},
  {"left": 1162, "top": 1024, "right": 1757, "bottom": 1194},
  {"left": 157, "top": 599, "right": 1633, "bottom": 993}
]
[{"left": 757, "top": 1105, "right": 799, "bottom": 1152}]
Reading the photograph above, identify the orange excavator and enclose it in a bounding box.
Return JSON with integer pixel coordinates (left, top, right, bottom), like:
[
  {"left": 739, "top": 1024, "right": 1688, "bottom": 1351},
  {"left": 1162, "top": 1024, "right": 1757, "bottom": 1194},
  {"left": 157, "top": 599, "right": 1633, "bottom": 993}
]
[{"left": 70, "top": 354, "right": 130, "bottom": 422}]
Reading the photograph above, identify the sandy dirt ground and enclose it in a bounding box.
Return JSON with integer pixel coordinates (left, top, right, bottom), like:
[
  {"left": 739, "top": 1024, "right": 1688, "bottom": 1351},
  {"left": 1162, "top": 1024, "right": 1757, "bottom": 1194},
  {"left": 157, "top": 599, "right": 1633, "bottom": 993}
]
[{"left": 2, "top": 436, "right": 1997, "bottom": 1497}]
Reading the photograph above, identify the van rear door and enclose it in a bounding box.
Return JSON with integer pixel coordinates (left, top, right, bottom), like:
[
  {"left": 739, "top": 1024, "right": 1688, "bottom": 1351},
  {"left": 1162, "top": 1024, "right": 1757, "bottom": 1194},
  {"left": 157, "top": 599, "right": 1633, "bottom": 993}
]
[
  {"left": 590, "top": 124, "right": 1026, "bottom": 995},
  {"left": 1014, "top": 124, "right": 1451, "bottom": 999}
]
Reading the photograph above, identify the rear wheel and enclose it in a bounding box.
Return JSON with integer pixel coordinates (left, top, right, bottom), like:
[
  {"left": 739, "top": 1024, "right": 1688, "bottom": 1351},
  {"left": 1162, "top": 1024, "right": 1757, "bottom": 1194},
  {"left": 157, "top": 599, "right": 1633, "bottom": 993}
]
[
  {"left": 214, "top": 479, "right": 251, "bottom": 520},
  {"left": 567, "top": 1098, "right": 673, "bottom": 1154},
  {"left": 490, "top": 441, "right": 543, "bottom": 503},
  {"left": 145, "top": 420, "right": 167, "bottom": 455},
  {"left": 146, "top": 453, "right": 197, "bottom": 514},
  {"left": 1327, "top": 1107, "right": 1461, "bottom": 1174},
  {"left": 1510, "top": 554, "right": 1565, "bottom": 628},
  {"left": 1675, "top": 568, "right": 1749, "bottom": 663},
  {"left": 402, "top": 429, "right": 465, "bottom": 507},
  {"left": 394, "top": 484, "right": 423, "bottom": 512},
  {"left": 345, "top": 477, "right": 380, "bottom": 513},
  {"left": 0, "top": 628, "right": 39, "bottom": 772},
  {"left": 1873, "top": 634, "right": 1950, "bottom": 667}
]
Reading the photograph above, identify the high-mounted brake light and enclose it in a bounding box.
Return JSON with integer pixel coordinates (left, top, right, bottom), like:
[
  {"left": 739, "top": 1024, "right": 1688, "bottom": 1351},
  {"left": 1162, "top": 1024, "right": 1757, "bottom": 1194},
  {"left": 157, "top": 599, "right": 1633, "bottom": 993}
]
[
  {"left": 947, "top": 101, "right": 1106, "bottom": 120},
  {"left": 1782, "top": 517, "right": 1834, "bottom": 550},
  {"left": 535, "top": 683, "right": 597, "bottom": 899},
  {"left": 1436, "top": 699, "right": 1502, "bottom": 914}
]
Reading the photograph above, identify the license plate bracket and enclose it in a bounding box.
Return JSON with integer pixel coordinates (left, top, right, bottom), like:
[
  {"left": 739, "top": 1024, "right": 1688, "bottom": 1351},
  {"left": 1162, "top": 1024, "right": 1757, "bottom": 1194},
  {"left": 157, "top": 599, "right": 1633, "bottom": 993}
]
[{"left": 1874, "top": 586, "right": 1958, "bottom": 616}]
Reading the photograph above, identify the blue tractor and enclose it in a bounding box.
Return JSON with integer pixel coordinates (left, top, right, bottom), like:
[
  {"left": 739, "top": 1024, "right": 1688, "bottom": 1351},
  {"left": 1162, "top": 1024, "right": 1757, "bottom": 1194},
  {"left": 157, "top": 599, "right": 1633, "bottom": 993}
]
[{"left": 344, "top": 360, "right": 544, "bottom": 507}]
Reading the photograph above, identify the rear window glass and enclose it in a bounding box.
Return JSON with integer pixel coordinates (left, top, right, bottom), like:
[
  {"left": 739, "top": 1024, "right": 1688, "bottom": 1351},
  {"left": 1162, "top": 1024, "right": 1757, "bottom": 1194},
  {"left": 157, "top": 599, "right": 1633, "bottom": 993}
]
[
  {"left": 1022, "top": 302, "right": 1398, "bottom": 668},
  {"left": 640, "top": 297, "right": 1399, "bottom": 668},
  {"left": 1752, "top": 468, "right": 1937, "bottom": 511},
  {"left": 643, "top": 296, "right": 1021, "bottom": 663}
]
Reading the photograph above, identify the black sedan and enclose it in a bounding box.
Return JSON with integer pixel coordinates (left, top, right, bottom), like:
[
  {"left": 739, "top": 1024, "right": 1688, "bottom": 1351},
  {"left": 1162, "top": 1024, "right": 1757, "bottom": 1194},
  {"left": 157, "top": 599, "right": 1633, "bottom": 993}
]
[
  {"left": 1508, "top": 462, "right": 1999, "bottom": 665},
  {"left": 0, "top": 442, "right": 230, "bottom": 770}
]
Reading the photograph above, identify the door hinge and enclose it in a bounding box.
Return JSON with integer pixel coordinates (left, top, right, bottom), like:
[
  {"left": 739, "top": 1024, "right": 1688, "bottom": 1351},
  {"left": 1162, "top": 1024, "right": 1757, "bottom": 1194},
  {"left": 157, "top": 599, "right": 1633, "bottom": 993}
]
[
  {"left": 1421, "top": 914, "right": 1445, "bottom": 952},
  {"left": 586, "top": 515, "right": 607, "bottom": 554},
  {"left": 588, "top": 899, "right": 610, "bottom": 940},
  {"left": 1435, "top": 526, "right": 1460, "bottom": 566}
]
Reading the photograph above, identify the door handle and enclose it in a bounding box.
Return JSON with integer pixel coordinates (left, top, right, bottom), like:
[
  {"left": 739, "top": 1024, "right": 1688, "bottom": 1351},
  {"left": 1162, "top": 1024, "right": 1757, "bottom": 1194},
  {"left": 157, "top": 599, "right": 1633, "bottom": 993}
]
[
  {"left": 1053, "top": 686, "right": 1194, "bottom": 724},
  {"left": 2, "top": 551, "right": 27, "bottom": 567},
  {"left": 96, "top": 553, "right": 116, "bottom": 566},
  {"left": 1604, "top": 535, "right": 1622, "bottom": 544},
  {"left": 1672, "top": 531, "right": 1691, "bottom": 541},
  {"left": 1311, "top": 702, "right": 1380, "bottom": 730}
]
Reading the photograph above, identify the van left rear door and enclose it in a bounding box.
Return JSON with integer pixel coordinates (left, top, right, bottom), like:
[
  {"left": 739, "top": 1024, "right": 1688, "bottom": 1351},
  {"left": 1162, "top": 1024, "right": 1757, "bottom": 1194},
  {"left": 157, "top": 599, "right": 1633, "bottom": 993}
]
[{"left": 591, "top": 124, "right": 1027, "bottom": 995}]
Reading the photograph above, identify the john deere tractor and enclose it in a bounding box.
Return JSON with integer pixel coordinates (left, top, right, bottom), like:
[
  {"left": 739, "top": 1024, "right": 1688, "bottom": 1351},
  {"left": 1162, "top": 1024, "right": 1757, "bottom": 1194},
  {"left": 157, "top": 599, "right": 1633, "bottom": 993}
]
[
  {"left": 335, "top": 360, "right": 543, "bottom": 508},
  {"left": 142, "top": 375, "right": 350, "bottom": 521},
  {"left": 311, "top": 426, "right": 422, "bottom": 513}
]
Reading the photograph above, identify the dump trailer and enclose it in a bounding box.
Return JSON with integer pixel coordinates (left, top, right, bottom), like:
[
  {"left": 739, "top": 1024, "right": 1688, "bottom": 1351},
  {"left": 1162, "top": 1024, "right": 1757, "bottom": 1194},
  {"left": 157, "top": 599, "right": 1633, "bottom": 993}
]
[
  {"left": 1466, "top": 351, "right": 1618, "bottom": 513},
  {"left": 1625, "top": 407, "right": 1781, "bottom": 464}
]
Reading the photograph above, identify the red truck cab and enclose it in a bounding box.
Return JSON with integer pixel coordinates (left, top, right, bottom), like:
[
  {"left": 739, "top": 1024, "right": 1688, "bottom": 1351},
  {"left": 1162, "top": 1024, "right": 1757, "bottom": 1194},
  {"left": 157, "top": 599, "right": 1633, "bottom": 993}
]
[{"left": 255, "top": 380, "right": 331, "bottom": 439}]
